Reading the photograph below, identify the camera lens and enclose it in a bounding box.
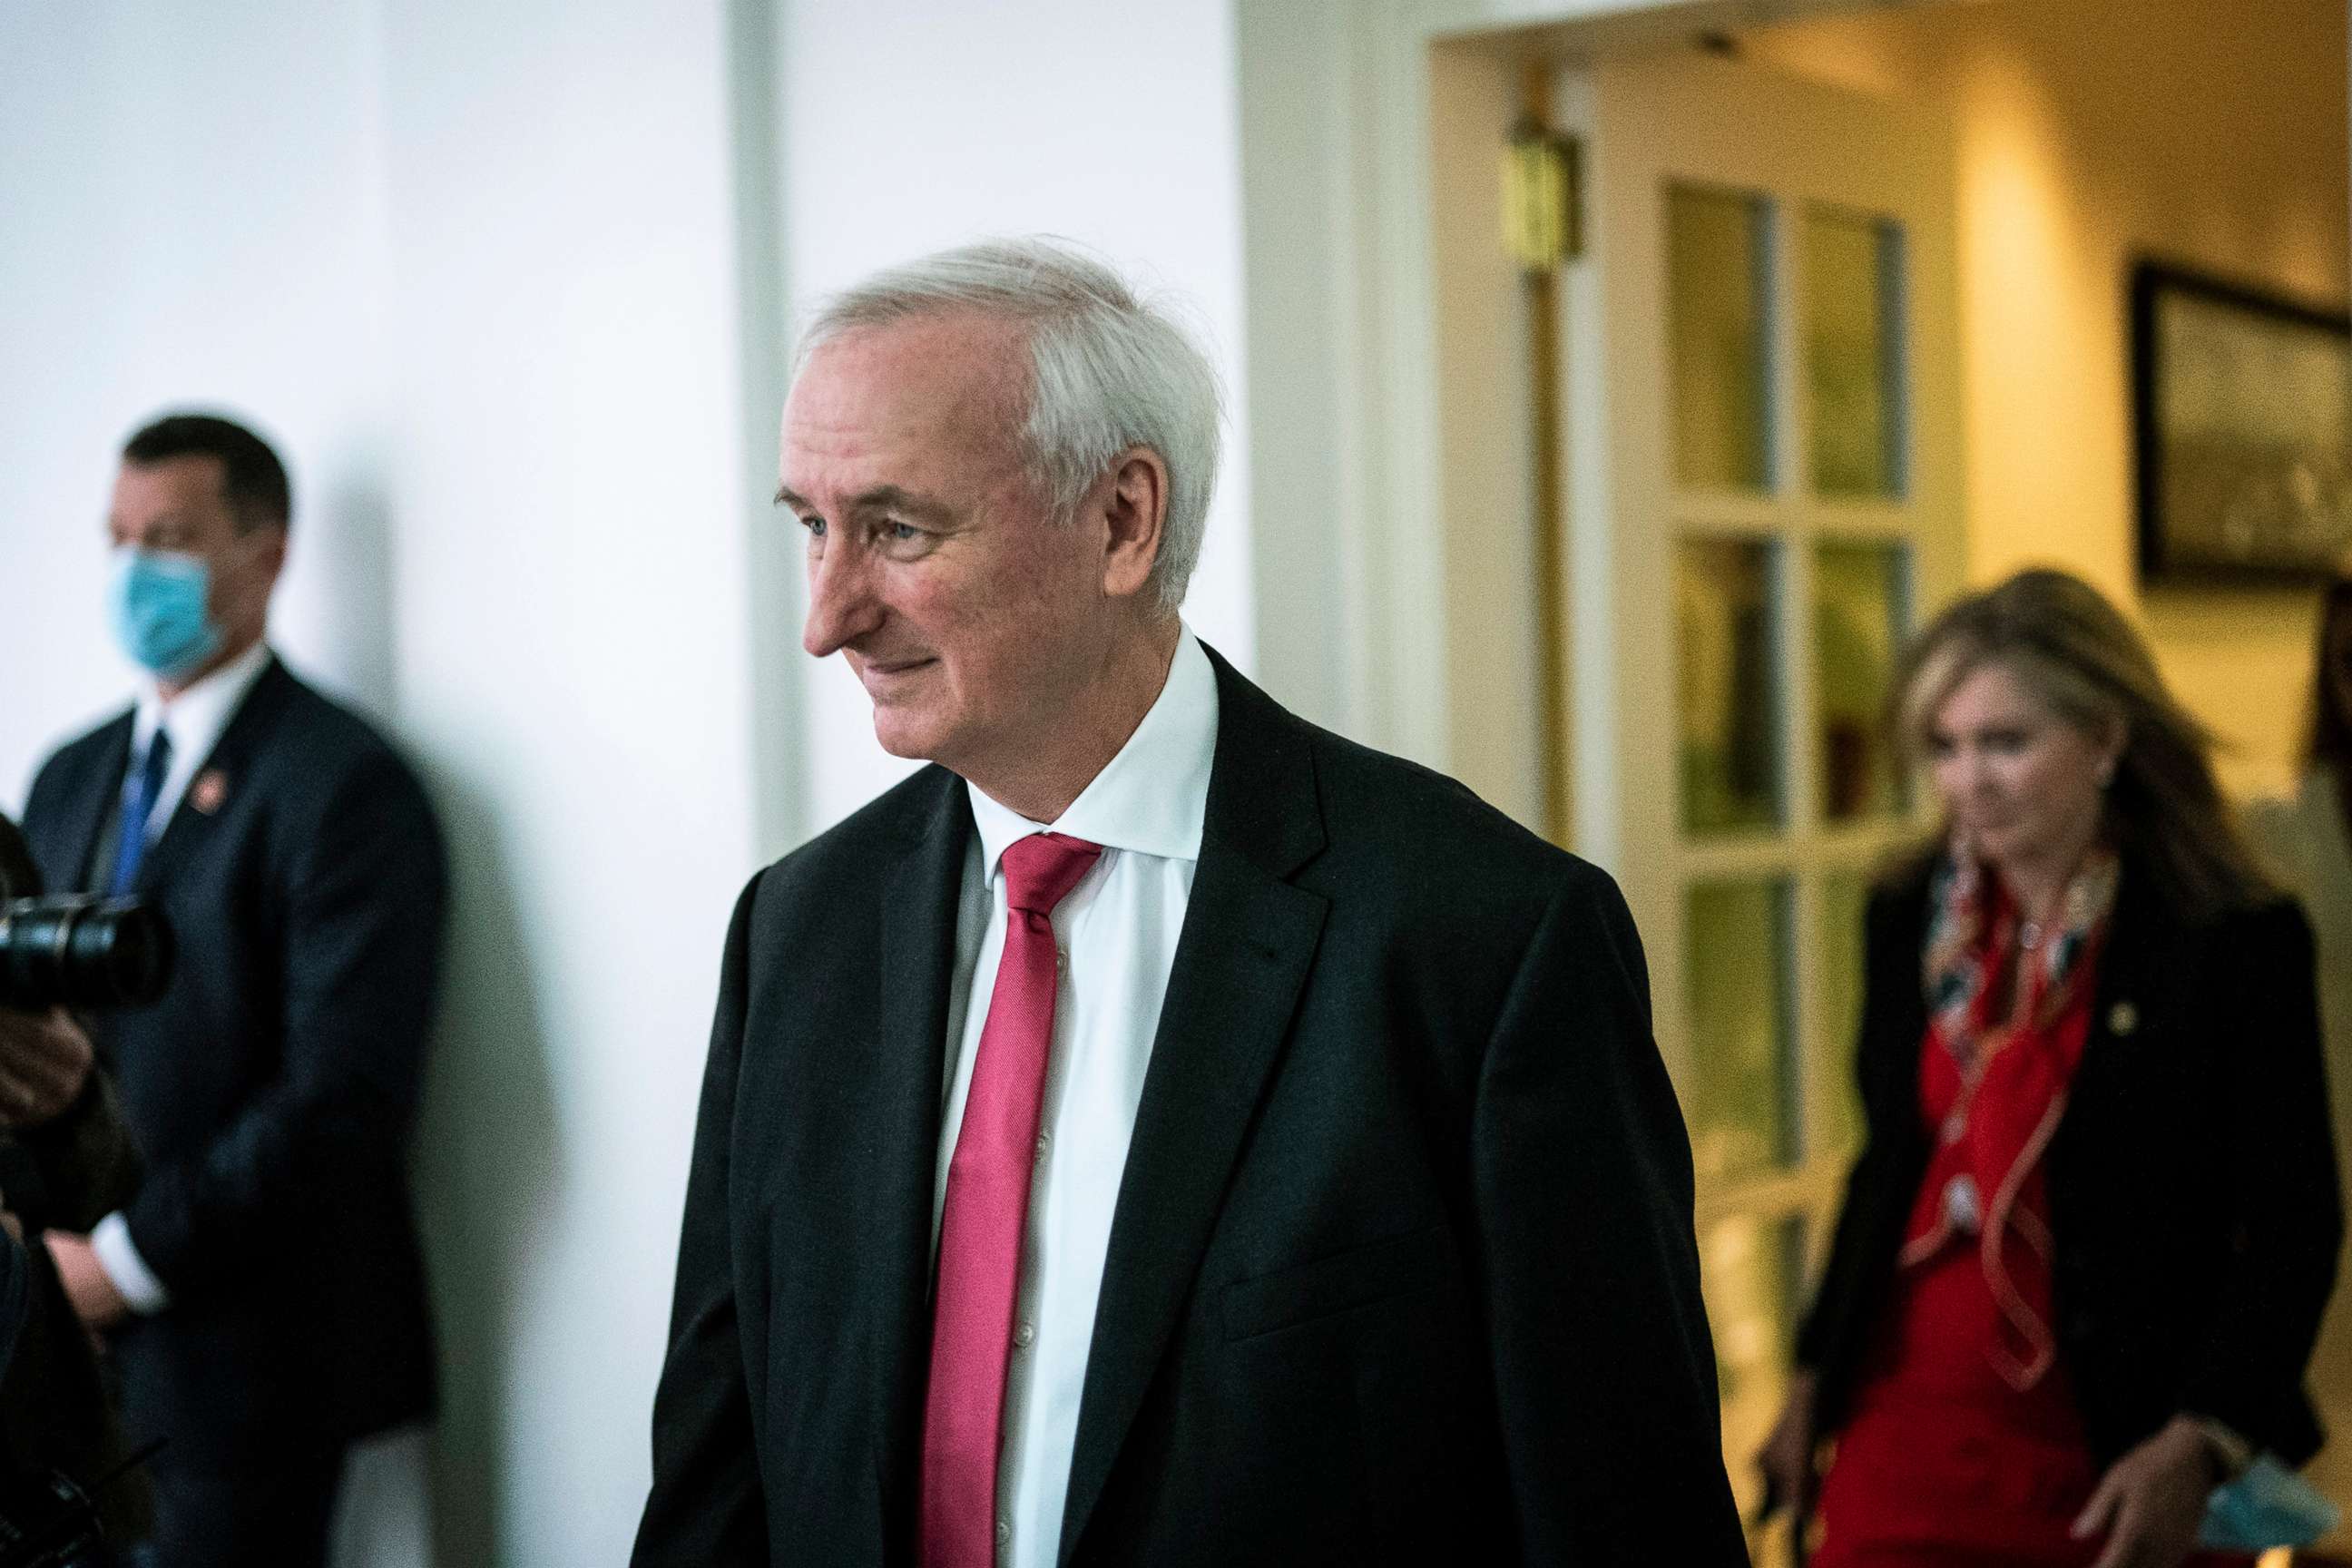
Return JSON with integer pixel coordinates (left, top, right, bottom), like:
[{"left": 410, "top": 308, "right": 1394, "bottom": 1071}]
[{"left": 0, "top": 898, "right": 174, "bottom": 1013}]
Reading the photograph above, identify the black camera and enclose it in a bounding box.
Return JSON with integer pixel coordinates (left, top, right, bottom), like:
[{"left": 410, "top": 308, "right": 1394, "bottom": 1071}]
[{"left": 0, "top": 900, "right": 173, "bottom": 1014}]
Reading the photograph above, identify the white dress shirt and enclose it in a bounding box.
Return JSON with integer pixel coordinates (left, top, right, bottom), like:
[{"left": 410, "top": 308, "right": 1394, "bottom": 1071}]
[
  {"left": 126, "top": 638, "right": 273, "bottom": 846},
  {"left": 89, "top": 638, "right": 274, "bottom": 1316},
  {"left": 934, "top": 627, "right": 1218, "bottom": 1568}
]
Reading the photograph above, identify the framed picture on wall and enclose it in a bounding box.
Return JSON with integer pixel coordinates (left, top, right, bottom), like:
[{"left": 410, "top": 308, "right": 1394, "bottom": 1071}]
[{"left": 2132, "top": 260, "right": 2352, "bottom": 584}]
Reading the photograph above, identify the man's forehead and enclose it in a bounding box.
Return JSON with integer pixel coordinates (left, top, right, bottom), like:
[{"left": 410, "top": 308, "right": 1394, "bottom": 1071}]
[
  {"left": 112, "top": 455, "right": 230, "bottom": 515},
  {"left": 791, "top": 316, "right": 1026, "bottom": 421},
  {"left": 781, "top": 316, "right": 1031, "bottom": 483}
]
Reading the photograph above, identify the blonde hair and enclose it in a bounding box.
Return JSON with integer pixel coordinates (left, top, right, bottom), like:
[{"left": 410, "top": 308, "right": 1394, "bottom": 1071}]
[{"left": 1893, "top": 568, "right": 2272, "bottom": 916}]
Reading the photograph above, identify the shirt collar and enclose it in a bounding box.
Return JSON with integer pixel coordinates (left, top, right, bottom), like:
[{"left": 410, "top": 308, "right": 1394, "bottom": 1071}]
[
  {"left": 134, "top": 640, "right": 273, "bottom": 761},
  {"left": 966, "top": 627, "right": 1220, "bottom": 882}
]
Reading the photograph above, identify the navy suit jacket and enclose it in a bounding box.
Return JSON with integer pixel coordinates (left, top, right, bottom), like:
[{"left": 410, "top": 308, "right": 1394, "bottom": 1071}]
[
  {"left": 633, "top": 648, "right": 1746, "bottom": 1566},
  {"left": 20, "top": 655, "right": 446, "bottom": 1464}
]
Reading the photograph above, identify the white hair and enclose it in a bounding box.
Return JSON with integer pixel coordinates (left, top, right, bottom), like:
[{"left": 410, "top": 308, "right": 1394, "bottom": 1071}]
[{"left": 797, "top": 237, "right": 1222, "bottom": 616}]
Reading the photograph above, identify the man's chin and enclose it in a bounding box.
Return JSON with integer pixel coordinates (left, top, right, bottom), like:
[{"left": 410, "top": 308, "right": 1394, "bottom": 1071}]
[{"left": 868, "top": 709, "right": 943, "bottom": 764}]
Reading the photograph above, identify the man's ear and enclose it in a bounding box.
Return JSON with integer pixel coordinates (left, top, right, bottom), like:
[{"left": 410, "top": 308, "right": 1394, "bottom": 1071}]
[
  {"left": 1096, "top": 446, "right": 1169, "bottom": 603},
  {"left": 241, "top": 524, "right": 289, "bottom": 603}
]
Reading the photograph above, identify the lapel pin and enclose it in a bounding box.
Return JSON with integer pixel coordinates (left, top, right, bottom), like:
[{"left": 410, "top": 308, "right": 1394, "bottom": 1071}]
[
  {"left": 191, "top": 769, "right": 229, "bottom": 816},
  {"left": 2107, "top": 999, "right": 2138, "bottom": 1036}
]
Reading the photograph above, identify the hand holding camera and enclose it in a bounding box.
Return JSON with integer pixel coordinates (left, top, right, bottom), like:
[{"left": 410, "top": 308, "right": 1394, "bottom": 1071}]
[
  {"left": 0, "top": 828, "right": 174, "bottom": 1128},
  {"left": 0, "top": 1010, "right": 94, "bottom": 1130}
]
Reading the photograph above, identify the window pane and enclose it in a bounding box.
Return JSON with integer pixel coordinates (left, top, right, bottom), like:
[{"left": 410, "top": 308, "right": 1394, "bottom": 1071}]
[
  {"left": 1678, "top": 539, "right": 1786, "bottom": 835},
  {"left": 1813, "top": 871, "right": 1871, "bottom": 1163},
  {"left": 1684, "top": 878, "right": 1797, "bottom": 1183},
  {"left": 1670, "top": 186, "right": 1775, "bottom": 493},
  {"left": 1813, "top": 540, "right": 1910, "bottom": 823},
  {"left": 1803, "top": 207, "right": 1905, "bottom": 499},
  {"left": 1703, "top": 1212, "right": 1808, "bottom": 1540}
]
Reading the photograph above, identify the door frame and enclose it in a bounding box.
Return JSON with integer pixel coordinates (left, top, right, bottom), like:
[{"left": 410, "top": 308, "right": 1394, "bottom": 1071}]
[{"left": 1238, "top": 0, "right": 1962, "bottom": 826}]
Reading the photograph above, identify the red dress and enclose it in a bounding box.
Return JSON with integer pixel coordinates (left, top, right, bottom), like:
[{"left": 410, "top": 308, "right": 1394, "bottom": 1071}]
[{"left": 1811, "top": 948, "right": 2249, "bottom": 1568}]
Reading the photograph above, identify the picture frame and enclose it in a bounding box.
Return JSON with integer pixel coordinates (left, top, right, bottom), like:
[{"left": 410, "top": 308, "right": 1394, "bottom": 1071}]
[{"left": 2131, "top": 260, "right": 2352, "bottom": 584}]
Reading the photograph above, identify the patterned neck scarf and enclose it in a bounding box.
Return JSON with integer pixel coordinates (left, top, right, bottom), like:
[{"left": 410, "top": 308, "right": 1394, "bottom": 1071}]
[
  {"left": 1903, "top": 839, "right": 2120, "bottom": 1389},
  {"left": 1921, "top": 842, "right": 2119, "bottom": 1078}
]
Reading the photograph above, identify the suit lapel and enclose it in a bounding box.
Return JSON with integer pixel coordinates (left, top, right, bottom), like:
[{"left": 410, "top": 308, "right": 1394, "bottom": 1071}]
[
  {"left": 867, "top": 771, "right": 972, "bottom": 1550},
  {"left": 135, "top": 658, "right": 292, "bottom": 897},
  {"left": 2078, "top": 865, "right": 2168, "bottom": 1075},
  {"left": 1058, "top": 656, "right": 1328, "bottom": 1563},
  {"left": 57, "top": 716, "right": 133, "bottom": 896}
]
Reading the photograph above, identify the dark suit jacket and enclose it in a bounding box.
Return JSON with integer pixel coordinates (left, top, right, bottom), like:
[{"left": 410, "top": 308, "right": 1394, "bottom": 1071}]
[
  {"left": 0, "top": 1235, "right": 18, "bottom": 1398},
  {"left": 1795, "top": 854, "right": 2344, "bottom": 1465},
  {"left": 634, "top": 649, "right": 1746, "bottom": 1567},
  {"left": 0, "top": 1074, "right": 149, "bottom": 1540},
  {"left": 19, "top": 655, "right": 446, "bottom": 1466}
]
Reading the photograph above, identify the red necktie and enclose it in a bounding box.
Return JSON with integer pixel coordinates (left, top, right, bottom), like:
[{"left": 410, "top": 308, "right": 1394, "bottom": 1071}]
[{"left": 921, "top": 830, "right": 1102, "bottom": 1568}]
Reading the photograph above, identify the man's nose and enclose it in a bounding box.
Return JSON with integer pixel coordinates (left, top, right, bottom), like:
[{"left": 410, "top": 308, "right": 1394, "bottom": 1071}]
[{"left": 802, "top": 539, "right": 883, "bottom": 658}]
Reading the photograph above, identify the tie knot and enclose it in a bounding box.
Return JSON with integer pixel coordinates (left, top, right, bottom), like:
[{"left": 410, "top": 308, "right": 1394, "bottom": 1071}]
[{"left": 998, "top": 832, "right": 1102, "bottom": 916}]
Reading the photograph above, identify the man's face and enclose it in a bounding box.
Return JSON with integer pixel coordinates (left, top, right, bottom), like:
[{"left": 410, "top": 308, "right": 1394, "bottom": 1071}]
[
  {"left": 107, "top": 456, "right": 283, "bottom": 655},
  {"left": 780, "top": 313, "right": 1122, "bottom": 780}
]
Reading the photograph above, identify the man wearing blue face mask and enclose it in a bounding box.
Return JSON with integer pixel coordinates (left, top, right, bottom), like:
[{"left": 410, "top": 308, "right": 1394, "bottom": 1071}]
[{"left": 15, "top": 413, "right": 447, "bottom": 1568}]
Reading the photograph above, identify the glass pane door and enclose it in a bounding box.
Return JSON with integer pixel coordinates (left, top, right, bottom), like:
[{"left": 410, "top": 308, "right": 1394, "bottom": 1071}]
[{"left": 1663, "top": 177, "right": 1923, "bottom": 1557}]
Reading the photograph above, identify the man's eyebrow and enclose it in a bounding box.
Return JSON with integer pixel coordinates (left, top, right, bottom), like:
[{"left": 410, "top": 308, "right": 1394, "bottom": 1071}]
[{"left": 772, "top": 484, "right": 954, "bottom": 524}]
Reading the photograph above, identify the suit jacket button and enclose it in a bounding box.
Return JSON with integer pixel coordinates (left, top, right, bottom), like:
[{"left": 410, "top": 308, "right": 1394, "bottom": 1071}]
[{"left": 2107, "top": 1000, "right": 2138, "bottom": 1035}]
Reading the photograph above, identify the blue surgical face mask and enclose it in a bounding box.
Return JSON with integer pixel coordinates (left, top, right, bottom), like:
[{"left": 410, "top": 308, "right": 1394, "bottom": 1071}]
[{"left": 109, "top": 548, "right": 221, "bottom": 680}]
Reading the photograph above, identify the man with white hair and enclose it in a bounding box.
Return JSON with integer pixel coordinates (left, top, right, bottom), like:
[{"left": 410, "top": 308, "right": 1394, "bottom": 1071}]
[{"left": 632, "top": 239, "right": 1745, "bottom": 1566}]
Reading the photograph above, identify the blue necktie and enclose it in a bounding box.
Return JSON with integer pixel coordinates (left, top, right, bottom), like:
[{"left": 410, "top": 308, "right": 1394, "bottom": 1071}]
[{"left": 108, "top": 730, "right": 173, "bottom": 896}]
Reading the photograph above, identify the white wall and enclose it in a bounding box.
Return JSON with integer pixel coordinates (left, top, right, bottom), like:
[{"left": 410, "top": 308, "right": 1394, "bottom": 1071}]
[
  {"left": 374, "top": 0, "right": 760, "bottom": 1561},
  {"left": 1234, "top": 0, "right": 1365, "bottom": 744},
  {"left": 1, "top": 2, "right": 1259, "bottom": 1563}
]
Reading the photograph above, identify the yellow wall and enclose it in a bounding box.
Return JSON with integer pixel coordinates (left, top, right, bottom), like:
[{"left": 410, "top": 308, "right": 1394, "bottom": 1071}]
[{"left": 1746, "top": 0, "right": 2348, "bottom": 799}]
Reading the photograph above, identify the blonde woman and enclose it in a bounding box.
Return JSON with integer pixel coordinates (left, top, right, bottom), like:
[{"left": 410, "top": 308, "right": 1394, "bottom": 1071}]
[{"left": 1759, "top": 569, "right": 2338, "bottom": 1568}]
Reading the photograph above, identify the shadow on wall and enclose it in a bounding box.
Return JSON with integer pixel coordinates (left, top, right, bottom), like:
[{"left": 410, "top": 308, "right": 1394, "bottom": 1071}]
[
  {"left": 306, "top": 474, "right": 397, "bottom": 711},
  {"left": 408, "top": 769, "right": 563, "bottom": 1566},
  {"left": 260, "top": 460, "right": 431, "bottom": 1567}
]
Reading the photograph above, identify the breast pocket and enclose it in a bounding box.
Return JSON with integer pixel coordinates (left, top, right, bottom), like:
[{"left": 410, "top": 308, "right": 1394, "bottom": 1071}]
[{"left": 1221, "top": 1224, "right": 1455, "bottom": 1342}]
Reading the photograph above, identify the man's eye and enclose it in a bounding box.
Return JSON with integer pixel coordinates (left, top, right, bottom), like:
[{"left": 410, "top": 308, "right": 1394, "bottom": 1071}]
[
  {"left": 800, "top": 515, "right": 827, "bottom": 538},
  {"left": 882, "top": 522, "right": 924, "bottom": 544}
]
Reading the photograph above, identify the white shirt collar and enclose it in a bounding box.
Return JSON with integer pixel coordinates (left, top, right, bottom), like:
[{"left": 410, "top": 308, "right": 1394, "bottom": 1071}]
[
  {"left": 966, "top": 627, "right": 1220, "bottom": 880},
  {"left": 133, "top": 639, "right": 273, "bottom": 763}
]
